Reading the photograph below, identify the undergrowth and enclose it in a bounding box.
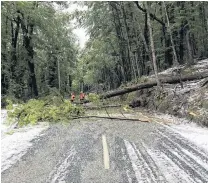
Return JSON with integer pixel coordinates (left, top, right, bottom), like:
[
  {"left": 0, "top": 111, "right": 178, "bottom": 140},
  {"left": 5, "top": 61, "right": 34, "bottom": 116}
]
[{"left": 7, "top": 96, "right": 84, "bottom": 127}]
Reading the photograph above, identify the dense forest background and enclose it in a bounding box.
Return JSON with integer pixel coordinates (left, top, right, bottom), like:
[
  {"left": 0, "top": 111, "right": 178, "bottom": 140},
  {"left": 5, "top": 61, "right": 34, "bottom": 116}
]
[
  {"left": 1, "top": 2, "right": 77, "bottom": 99},
  {"left": 1, "top": 1, "right": 208, "bottom": 100}
]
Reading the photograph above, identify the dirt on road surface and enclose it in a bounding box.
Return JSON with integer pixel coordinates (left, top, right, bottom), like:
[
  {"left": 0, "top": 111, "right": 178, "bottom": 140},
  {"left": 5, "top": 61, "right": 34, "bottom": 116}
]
[{"left": 2, "top": 119, "right": 208, "bottom": 183}]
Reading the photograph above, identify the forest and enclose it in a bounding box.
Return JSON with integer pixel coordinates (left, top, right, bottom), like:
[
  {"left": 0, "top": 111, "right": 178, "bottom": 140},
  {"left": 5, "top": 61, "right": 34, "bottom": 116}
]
[
  {"left": 1, "top": 1, "right": 208, "bottom": 99},
  {"left": 1, "top": 2, "right": 77, "bottom": 99}
]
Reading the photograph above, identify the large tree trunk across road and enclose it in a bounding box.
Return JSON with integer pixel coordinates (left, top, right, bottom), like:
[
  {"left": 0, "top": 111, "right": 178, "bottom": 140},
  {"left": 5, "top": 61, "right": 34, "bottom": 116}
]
[{"left": 100, "top": 71, "right": 208, "bottom": 99}]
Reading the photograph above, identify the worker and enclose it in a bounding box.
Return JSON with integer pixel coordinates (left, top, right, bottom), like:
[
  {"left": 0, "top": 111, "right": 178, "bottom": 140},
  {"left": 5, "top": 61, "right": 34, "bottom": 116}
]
[
  {"left": 71, "top": 92, "right": 75, "bottom": 103},
  {"left": 79, "top": 91, "right": 85, "bottom": 103}
]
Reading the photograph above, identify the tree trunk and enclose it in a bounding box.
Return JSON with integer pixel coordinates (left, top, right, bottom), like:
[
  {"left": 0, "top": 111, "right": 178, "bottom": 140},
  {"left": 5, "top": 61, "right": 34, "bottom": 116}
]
[
  {"left": 68, "top": 75, "right": 72, "bottom": 91},
  {"left": 121, "top": 2, "right": 136, "bottom": 81},
  {"left": 10, "top": 17, "right": 20, "bottom": 80},
  {"left": 22, "top": 23, "right": 39, "bottom": 97},
  {"left": 18, "top": 2, "right": 38, "bottom": 97},
  {"left": 179, "top": 25, "right": 184, "bottom": 64},
  {"left": 145, "top": 2, "right": 161, "bottom": 87},
  {"left": 110, "top": 2, "right": 129, "bottom": 82},
  {"left": 163, "top": 2, "right": 179, "bottom": 66},
  {"left": 57, "top": 59, "right": 61, "bottom": 91},
  {"left": 186, "top": 30, "right": 194, "bottom": 66},
  {"left": 133, "top": 4, "right": 151, "bottom": 75},
  {"left": 1, "top": 16, "right": 9, "bottom": 95},
  {"left": 134, "top": 1, "right": 165, "bottom": 27},
  {"left": 100, "top": 71, "right": 208, "bottom": 99}
]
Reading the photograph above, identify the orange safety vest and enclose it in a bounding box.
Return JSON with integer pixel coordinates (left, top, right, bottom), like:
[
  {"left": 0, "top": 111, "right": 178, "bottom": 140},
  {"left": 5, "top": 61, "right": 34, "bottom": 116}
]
[
  {"left": 80, "top": 93, "right": 85, "bottom": 100},
  {"left": 71, "top": 94, "right": 75, "bottom": 100}
]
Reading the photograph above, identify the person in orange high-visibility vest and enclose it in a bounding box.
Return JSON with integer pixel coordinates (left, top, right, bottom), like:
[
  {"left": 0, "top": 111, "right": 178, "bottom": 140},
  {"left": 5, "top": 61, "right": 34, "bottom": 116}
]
[
  {"left": 79, "top": 92, "right": 85, "bottom": 103},
  {"left": 71, "top": 92, "right": 75, "bottom": 103}
]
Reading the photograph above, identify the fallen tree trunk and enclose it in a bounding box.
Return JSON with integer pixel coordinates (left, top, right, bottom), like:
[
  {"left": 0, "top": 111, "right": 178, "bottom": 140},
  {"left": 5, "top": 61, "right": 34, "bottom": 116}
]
[
  {"left": 100, "top": 71, "right": 208, "bottom": 99},
  {"left": 71, "top": 115, "right": 149, "bottom": 123},
  {"left": 83, "top": 104, "right": 121, "bottom": 110}
]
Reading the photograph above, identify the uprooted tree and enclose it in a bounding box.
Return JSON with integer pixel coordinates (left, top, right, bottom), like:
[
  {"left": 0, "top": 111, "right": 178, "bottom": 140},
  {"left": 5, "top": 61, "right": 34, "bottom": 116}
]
[{"left": 99, "top": 71, "right": 208, "bottom": 99}]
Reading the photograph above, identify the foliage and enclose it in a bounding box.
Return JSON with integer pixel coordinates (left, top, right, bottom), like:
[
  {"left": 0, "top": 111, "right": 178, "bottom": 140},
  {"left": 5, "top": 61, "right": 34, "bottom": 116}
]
[
  {"left": 7, "top": 97, "right": 84, "bottom": 127},
  {"left": 1, "top": 95, "right": 22, "bottom": 109},
  {"left": 6, "top": 130, "right": 15, "bottom": 135},
  {"left": 87, "top": 93, "right": 100, "bottom": 105},
  {"left": 1, "top": 2, "right": 78, "bottom": 98},
  {"left": 5, "top": 99, "right": 13, "bottom": 110}
]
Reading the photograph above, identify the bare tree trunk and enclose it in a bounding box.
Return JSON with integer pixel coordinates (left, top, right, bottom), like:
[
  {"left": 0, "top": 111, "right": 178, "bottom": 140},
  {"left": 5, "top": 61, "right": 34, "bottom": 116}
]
[
  {"left": 145, "top": 2, "right": 161, "bottom": 87},
  {"left": 2, "top": 16, "right": 9, "bottom": 95},
  {"left": 21, "top": 19, "right": 39, "bottom": 97},
  {"left": 10, "top": 16, "right": 20, "bottom": 80},
  {"left": 186, "top": 30, "right": 194, "bottom": 66},
  {"left": 163, "top": 1, "right": 179, "bottom": 66},
  {"left": 132, "top": 4, "right": 152, "bottom": 75},
  {"left": 134, "top": 13, "right": 149, "bottom": 54},
  {"left": 110, "top": 2, "right": 129, "bottom": 81},
  {"left": 57, "top": 59, "right": 61, "bottom": 92},
  {"left": 121, "top": 2, "right": 137, "bottom": 81}
]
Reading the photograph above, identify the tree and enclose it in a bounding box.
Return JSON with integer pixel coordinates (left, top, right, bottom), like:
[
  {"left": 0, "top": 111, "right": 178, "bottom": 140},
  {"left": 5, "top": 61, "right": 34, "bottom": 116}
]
[
  {"left": 145, "top": 2, "right": 161, "bottom": 87},
  {"left": 163, "top": 1, "right": 179, "bottom": 66}
]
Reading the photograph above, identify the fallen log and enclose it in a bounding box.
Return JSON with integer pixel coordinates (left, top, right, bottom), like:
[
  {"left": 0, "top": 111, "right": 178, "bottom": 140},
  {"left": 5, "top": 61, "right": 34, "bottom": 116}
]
[
  {"left": 71, "top": 115, "right": 149, "bottom": 123},
  {"left": 83, "top": 104, "right": 121, "bottom": 110},
  {"left": 100, "top": 71, "right": 208, "bottom": 99}
]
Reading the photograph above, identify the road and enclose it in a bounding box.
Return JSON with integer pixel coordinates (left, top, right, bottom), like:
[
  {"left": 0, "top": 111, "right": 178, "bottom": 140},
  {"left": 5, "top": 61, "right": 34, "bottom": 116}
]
[{"left": 2, "top": 119, "right": 208, "bottom": 183}]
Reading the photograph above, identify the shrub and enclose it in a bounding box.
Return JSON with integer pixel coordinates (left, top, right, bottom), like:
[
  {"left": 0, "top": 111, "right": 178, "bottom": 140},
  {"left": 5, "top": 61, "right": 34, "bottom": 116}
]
[
  {"left": 6, "top": 99, "right": 13, "bottom": 110},
  {"left": 88, "top": 93, "right": 100, "bottom": 105}
]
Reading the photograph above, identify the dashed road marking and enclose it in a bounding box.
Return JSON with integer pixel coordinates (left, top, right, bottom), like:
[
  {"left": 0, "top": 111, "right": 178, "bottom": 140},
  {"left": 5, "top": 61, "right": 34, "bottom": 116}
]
[{"left": 102, "top": 134, "right": 110, "bottom": 169}]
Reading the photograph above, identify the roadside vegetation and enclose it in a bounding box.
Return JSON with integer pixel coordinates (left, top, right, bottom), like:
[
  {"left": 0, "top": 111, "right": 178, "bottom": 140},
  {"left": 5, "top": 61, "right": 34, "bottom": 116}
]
[{"left": 6, "top": 95, "right": 84, "bottom": 127}]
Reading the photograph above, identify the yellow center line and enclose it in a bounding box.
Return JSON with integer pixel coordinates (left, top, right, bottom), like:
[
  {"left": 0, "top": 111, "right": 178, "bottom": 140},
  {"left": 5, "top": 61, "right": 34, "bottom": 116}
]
[{"left": 102, "top": 134, "right": 110, "bottom": 169}]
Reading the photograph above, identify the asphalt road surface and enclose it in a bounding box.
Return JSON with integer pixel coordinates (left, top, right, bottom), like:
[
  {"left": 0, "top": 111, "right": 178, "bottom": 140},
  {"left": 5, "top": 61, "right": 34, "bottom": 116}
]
[{"left": 2, "top": 119, "right": 208, "bottom": 183}]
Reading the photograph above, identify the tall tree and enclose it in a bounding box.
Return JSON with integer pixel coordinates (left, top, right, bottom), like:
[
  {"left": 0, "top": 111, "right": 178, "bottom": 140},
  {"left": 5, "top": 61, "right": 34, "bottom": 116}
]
[
  {"left": 145, "top": 2, "right": 161, "bottom": 87},
  {"left": 163, "top": 1, "right": 179, "bottom": 66}
]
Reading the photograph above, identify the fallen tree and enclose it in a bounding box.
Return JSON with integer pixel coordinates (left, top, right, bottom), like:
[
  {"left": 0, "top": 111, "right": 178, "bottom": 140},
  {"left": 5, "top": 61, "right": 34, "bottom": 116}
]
[
  {"left": 100, "top": 71, "right": 208, "bottom": 99},
  {"left": 83, "top": 104, "right": 121, "bottom": 110},
  {"left": 71, "top": 115, "right": 149, "bottom": 123}
]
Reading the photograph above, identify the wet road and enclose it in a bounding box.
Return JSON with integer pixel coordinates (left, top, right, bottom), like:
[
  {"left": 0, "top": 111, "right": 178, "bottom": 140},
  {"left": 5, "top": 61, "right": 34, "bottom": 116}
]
[{"left": 2, "top": 119, "right": 208, "bottom": 183}]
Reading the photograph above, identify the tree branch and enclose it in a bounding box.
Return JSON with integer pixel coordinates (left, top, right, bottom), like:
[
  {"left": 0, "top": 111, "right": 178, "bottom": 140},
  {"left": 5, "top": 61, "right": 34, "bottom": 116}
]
[
  {"left": 134, "top": 1, "right": 165, "bottom": 27},
  {"left": 71, "top": 115, "right": 149, "bottom": 123}
]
